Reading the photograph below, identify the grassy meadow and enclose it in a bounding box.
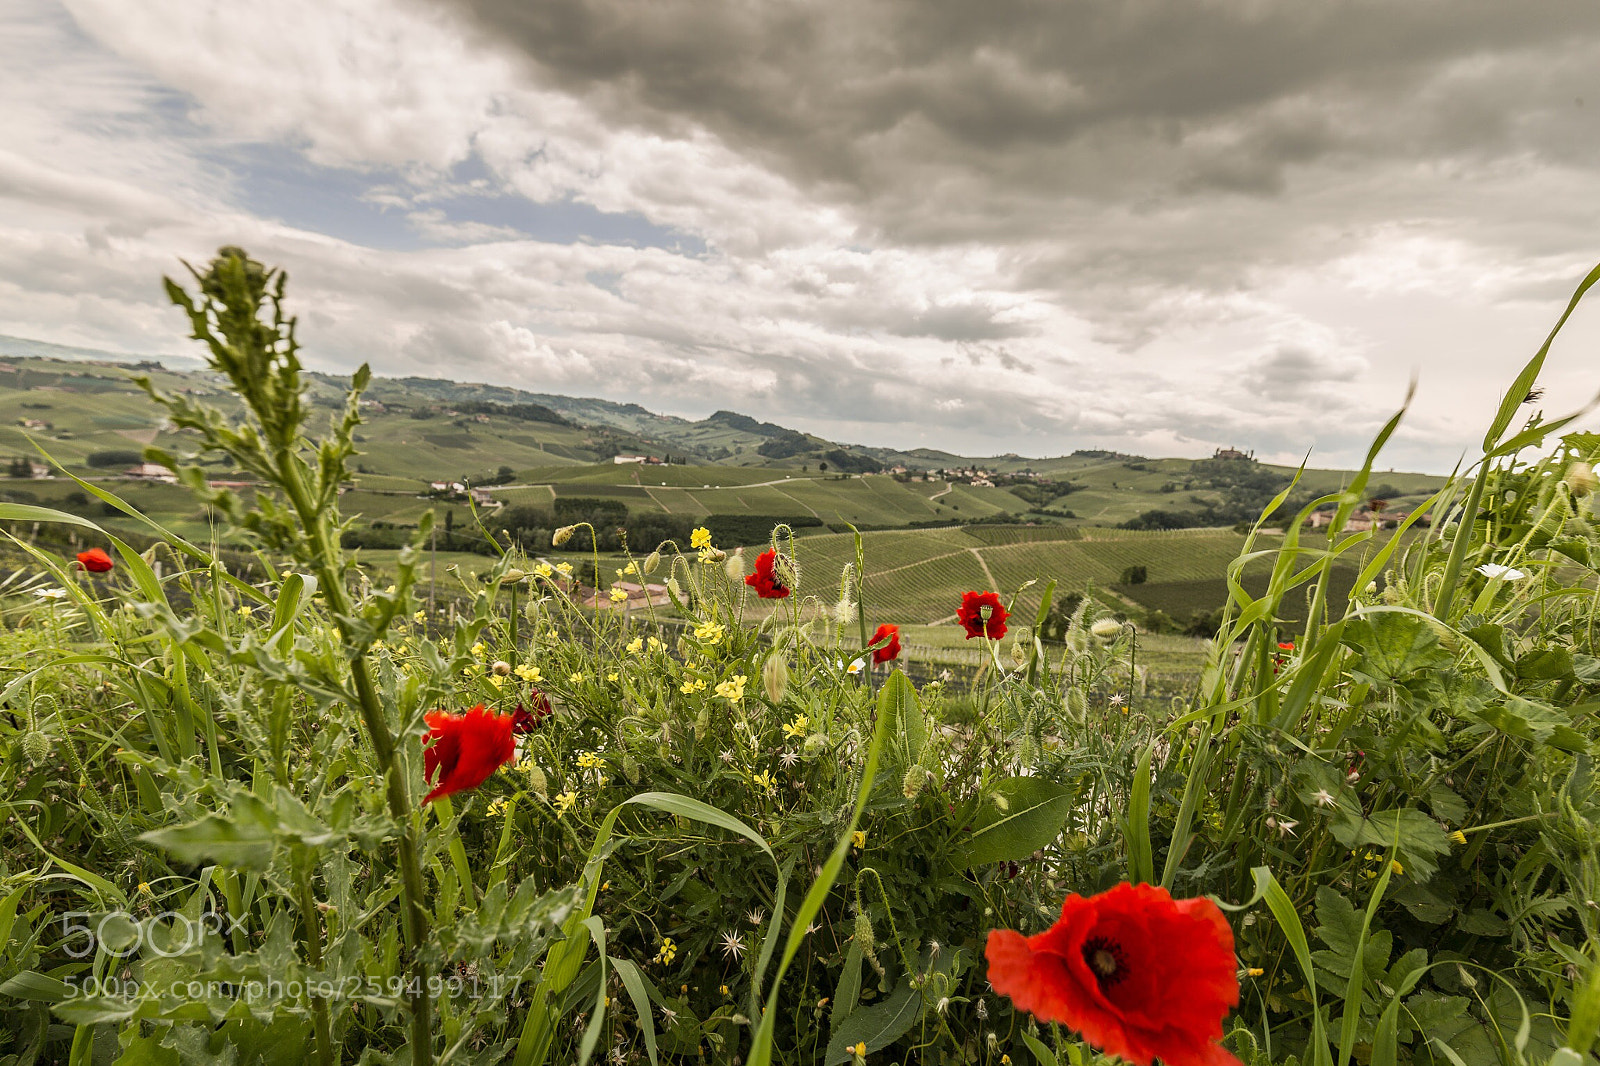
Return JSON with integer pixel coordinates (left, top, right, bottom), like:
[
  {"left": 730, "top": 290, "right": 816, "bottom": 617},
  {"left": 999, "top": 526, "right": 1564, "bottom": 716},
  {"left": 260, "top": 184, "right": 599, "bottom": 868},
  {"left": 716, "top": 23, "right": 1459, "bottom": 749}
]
[{"left": 2, "top": 252, "right": 1598, "bottom": 1066}]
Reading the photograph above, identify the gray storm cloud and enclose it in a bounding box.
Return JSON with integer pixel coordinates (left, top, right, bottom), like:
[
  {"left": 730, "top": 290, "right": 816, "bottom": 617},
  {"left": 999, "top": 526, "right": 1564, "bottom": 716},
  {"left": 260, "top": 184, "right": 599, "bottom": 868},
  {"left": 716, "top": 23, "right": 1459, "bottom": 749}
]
[{"left": 0, "top": 0, "right": 1596, "bottom": 471}]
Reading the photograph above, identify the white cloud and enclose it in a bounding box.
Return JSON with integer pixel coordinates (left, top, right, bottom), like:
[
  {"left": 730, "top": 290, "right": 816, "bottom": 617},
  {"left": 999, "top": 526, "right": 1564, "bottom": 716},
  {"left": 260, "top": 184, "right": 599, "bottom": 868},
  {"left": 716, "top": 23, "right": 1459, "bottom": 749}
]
[{"left": 0, "top": 0, "right": 1594, "bottom": 474}]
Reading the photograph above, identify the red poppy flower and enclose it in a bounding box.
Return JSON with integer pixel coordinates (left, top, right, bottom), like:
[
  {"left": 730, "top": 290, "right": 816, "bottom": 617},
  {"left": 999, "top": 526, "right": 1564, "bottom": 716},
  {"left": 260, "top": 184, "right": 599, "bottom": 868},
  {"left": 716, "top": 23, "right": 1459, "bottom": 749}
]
[
  {"left": 510, "top": 689, "right": 553, "bottom": 734},
  {"left": 76, "top": 548, "right": 114, "bottom": 573},
  {"left": 957, "top": 590, "right": 1008, "bottom": 640},
  {"left": 744, "top": 550, "right": 791, "bottom": 599},
  {"left": 869, "top": 623, "right": 901, "bottom": 664},
  {"left": 986, "top": 882, "right": 1240, "bottom": 1066},
  {"left": 422, "top": 704, "right": 517, "bottom": 804}
]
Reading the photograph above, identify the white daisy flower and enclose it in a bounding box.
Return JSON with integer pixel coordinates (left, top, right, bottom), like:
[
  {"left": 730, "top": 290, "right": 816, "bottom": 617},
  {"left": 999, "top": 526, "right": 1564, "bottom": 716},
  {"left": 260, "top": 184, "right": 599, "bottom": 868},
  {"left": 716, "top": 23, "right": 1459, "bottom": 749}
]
[{"left": 1475, "top": 563, "right": 1527, "bottom": 580}]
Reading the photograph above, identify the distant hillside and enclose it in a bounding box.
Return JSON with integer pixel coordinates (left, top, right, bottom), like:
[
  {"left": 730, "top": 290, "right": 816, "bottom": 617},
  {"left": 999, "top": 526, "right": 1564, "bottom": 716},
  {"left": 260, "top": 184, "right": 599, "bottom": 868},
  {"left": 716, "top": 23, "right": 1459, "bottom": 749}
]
[{"left": 0, "top": 335, "right": 1447, "bottom": 545}]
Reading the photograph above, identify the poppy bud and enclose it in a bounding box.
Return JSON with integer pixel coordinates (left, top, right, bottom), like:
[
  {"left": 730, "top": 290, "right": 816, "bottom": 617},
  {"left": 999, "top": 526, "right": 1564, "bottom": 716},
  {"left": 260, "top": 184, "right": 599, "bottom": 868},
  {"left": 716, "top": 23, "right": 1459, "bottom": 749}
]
[
  {"left": 705, "top": 547, "right": 727, "bottom": 563},
  {"left": 1565, "top": 460, "right": 1597, "bottom": 497},
  {"left": 666, "top": 576, "right": 682, "bottom": 601},
  {"left": 834, "top": 597, "right": 856, "bottom": 626},
  {"left": 552, "top": 525, "right": 577, "bottom": 547},
  {"left": 1065, "top": 688, "right": 1087, "bottom": 719},
  {"left": 1009, "top": 641, "right": 1028, "bottom": 668},
  {"left": 21, "top": 730, "right": 50, "bottom": 763},
  {"left": 725, "top": 550, "right": 745, "bottom": 583},
  {"left": 773, "top": 552, "right": 800, "bottom": 591},
  {"left": 525, "top": 762, "right": 549, "bottom": 801},
  {"left": 901, "top": 764, "right": 927, "bottom": 799},
  {"left": 643, "top": 550, "right": 662, "bottom": 575},
  {"left": 492, "top": 660, "right": 511, "bottom": 676},
  {"left": 1090, "top": 618, "right": 1123, "bottom": 643},
  {"left": 853, "top": 911, "right": 876, "bottom": 956},
  {"left": 503, "top": 568, "right": 527, "bottom": 583},
  {"left": 762, "top": 654, "right": 789, "bottom": 704},
  {"left": 622, "top": 753, "right": 641, "bottom": 785}
]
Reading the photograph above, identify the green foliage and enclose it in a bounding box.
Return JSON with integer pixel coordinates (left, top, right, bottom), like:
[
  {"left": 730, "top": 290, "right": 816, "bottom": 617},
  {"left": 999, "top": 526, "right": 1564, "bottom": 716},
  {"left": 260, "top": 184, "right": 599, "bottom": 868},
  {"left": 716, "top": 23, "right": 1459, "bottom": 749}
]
[{"left": 2, "top": 250, "right": 1599, "bottom": 1065}]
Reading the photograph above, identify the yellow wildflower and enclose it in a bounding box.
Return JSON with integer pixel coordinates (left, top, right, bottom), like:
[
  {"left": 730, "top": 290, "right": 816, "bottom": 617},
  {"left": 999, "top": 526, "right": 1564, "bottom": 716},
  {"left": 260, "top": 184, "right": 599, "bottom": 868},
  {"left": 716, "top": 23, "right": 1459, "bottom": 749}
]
[
  {"left": 1450, "top": 830, "right": 1467, "bottom": 845},
  {"left": 782, "top": 714, "right": 809, "bottom": 739},
  {"left": 694, "top": 621, "right": 726, "bottom": 644},
  {"left": 534, "top": 562, "right": 554, "bottom": 579},
  {"left": 626, "top": 637, "right": 644, "bottom": 655},
  {"left": 515, "top": 664, "right": 543, "bottom": 683},
  {"left": 552, "top": 791, "right": 577, "bottom": 815},
  {"left": 607, "top": 671, "right": 619, "bottom": 682},
  {"left": 488, "top": 674, "right": 504, "bottom": 690},
  {"left": 648, "top": 636, "right": 664, "bottom": 651},
  {"left": 716, "top": 674, "right": 748, "bottom": 703},
  {"left": 690, "top": 527, "right": 712, "bottom": 549},
  {"left": 576, "top": 751, "right": 605, "bottom": 769},
  {"left": 555, "top": 562, "right": 573, "bottom": 577},
  {"left": 236, "top": 605, "right": 252, "bottom": 617},
  {"left": 618, "top": 562, "right": 638, "bottom": 576},
  {"left": 751, "top": 769, "right": 777, "bottom": 795},
  {"left": 680, "top": 678, "right": 707, "bottom": 694},
  {"left": 471, "top": 642, "right": 487, "bottom": 658},
  {"left": 1391, "top": 859, "right": 1404, "bottom": 876},
  {"left": 487, "top": 798, "right": 510, "bottom": 816},
  {"left": 852, "top": 830, "right": 866, "bottom": 849},
  {"left": 568, "top": 672, "right": 585, "bottom": 685},
  {"left": 413, "top": 609, "right": 427, "bottom": 623},
  {"left": 609, "top": 587, "right": 629, "bottom": 604},
  {"left": 1247, "top": 967, "right": 1264, "bottom": 977},
  {"left": 653, "top": 937, "right": 677, "bottom": 965}
]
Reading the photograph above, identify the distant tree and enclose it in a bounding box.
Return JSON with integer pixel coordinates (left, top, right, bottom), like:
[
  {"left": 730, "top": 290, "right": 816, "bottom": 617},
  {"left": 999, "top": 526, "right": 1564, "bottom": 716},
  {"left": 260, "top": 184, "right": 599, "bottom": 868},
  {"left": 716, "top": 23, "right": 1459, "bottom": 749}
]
[{"left": 1119, "top": 564, "right": 1148, "bottom": 585}]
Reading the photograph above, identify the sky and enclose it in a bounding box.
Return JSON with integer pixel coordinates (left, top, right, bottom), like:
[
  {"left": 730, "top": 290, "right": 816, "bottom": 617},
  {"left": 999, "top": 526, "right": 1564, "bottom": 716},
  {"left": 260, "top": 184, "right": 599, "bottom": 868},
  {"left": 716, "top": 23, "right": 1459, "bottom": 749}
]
[{"left": 3, "top": 0, "right": 1599, "bottom": 471}]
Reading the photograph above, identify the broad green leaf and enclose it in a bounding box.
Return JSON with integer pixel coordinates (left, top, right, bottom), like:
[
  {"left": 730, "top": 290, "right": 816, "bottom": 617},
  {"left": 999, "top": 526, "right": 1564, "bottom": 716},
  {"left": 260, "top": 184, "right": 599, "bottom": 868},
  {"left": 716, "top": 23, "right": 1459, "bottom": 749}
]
[
  {"left": 824, "top": 978, "right": 919, "bottom": 1065},
  {"left": 953, "top": 776, "right": 1077, "bottom": 869}
]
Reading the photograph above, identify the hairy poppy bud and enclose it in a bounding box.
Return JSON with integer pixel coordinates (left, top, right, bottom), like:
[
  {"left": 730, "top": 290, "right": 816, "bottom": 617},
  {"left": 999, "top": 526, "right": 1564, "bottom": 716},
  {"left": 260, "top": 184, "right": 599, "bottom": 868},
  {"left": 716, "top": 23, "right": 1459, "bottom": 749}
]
[
  {"left": 1565, "top": 460, "right": 1597, "bottom": 497},
  {"left": 762, "top": 654, "right": 789, "bottom": 704},
  {"left": 524, "top": 762, "right": 549, "bottom": 801},
  {"left": 854, "top": 911, "right": 876, "bottom": 956},
  {"left": 552, "top": 525, "right": 577, "bottom": 547},
  {"left": 21, "top": 730, "right": 50, "bottom": 763},
  {"left": 901, "top": 764, "right": 927, "bottom": 799},
  {"left": 725, "top": 549, "right": 745, "bottom": 583},
  {"left": 503, "top": 568, "right": 527, "bottom": 583},
  {"left": 643, "top": 550, "right": 662, "bottom": 575},
  {"left": 666, "top": 576, "right": 682, "bottom": 601},
  {"left": 772, "top": 552, "right": 800, "bottom": 591},
  {"left": 1009, "top": 640, "right": 1028, "bottom": 668},
  {"left": 492, "top": 660, "right": 511, "bottom": 677},
  {"left": 1090, "top": 618, "right": 1123, "bottom": 643},
  {"left": 834, "top": 597, "right": 857, "bottom": 626}
]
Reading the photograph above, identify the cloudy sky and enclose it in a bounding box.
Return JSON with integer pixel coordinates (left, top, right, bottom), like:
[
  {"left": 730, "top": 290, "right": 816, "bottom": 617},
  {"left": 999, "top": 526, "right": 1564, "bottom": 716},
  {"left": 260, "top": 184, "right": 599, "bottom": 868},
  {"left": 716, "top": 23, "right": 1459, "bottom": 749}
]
[{"left": 4, "top": 0, "right": 1599, "bottom": 470}]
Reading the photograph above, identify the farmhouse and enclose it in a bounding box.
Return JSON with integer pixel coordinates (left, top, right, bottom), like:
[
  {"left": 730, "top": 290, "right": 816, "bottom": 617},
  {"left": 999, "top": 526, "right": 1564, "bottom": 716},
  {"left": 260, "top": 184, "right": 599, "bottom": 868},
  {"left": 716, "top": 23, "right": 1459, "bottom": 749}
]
[{"left": 125, "top": 462, "right": 178, "bottom": 483}]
